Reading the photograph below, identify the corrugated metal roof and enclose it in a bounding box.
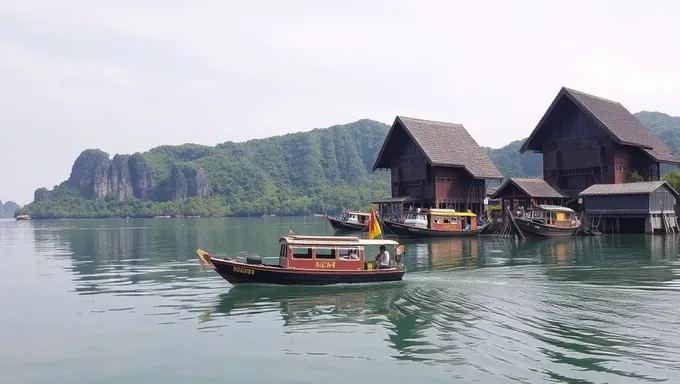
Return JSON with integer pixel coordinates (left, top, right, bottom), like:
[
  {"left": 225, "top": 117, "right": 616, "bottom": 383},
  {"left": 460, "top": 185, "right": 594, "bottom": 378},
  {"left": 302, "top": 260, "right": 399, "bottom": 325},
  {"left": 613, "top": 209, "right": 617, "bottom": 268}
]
[{"left": 579, "top": 181, "right": 678, "bottom": 197}]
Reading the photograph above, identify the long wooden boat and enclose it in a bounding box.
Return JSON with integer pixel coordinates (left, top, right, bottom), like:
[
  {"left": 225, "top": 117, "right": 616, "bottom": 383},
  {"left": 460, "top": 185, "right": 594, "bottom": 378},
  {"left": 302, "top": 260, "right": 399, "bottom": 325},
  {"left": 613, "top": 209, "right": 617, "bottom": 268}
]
[
  {"left": 514, "top": 205, "right": 579, "bottom": 238},
  {"left": 197, "top": 233, "right": 405, "bottom": 286},
  {"left": 381, "top": 208, "right": 486, "bottom": 238},
  {"left": 325, "top": 211, "right": 369, "bottom": 232}
]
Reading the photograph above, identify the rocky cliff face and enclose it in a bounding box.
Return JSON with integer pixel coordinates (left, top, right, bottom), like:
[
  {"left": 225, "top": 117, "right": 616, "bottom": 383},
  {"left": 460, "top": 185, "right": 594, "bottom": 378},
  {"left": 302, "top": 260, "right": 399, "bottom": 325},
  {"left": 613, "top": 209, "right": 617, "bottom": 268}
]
[
  {"left": 169, "top": 165, "right": 211, "bottom": 200},
  {"left": 63, "top": 149, "right": 208, "bottom": 202}
]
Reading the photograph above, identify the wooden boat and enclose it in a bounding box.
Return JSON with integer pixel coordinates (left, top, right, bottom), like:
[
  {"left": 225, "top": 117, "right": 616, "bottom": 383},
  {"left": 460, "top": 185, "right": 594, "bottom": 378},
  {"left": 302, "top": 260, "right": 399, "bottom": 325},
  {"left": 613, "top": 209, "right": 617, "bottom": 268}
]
[
  {"left": 325, "top": 210, "right": 370, "bottom": 232},
  {"left": 197, "top": 233, "right": 405, "bottom": 286},
  {"left": 380, "top": 208, "right": 486, "bottom": 238},
  {"left": 15, "top": 214, "right": 30, "bottom": 220},
  {"left": 513, "top": 205, "right": 579, "bottom": 238}
]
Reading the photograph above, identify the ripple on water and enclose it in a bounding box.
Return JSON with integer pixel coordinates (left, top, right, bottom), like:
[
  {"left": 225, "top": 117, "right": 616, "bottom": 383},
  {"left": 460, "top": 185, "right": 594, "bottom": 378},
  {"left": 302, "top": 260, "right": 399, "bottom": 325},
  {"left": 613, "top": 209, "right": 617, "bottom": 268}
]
[{"left": 13, "top": 223, "right": 680, "bottom": 383}]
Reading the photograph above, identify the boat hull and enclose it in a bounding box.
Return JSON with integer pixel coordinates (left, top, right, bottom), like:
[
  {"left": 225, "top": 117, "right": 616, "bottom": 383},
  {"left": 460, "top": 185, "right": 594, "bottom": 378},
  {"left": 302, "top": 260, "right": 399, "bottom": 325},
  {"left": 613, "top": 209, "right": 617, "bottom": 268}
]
[
  {"left": 208, "top": 258, "right": 404, "bottom": 286},
  {"left": 515, "top": 218, "right": 578, "bottom": 238},
  {"left": 382, "top": 220, "right": 484, "bottom": 238},
  {"left": 325, "top": 215, "right": 368, "bottom": 232}
]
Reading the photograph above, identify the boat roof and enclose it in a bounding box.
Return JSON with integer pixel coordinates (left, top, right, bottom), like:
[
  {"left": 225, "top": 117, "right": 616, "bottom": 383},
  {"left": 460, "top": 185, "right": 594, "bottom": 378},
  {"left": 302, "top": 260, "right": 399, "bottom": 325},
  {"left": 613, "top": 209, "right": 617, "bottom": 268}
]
[
  {"left": 280, "top": 235, "right": 399, "bottom": 247},
  {"left": 345, "top": 211, "right": 369, "bottom": 216},
  {"left": 532, "top": 204, "right": 575, "bottom": 213},
  {"left": 407, "top": 208, "right": 477, "bottom": 217}
]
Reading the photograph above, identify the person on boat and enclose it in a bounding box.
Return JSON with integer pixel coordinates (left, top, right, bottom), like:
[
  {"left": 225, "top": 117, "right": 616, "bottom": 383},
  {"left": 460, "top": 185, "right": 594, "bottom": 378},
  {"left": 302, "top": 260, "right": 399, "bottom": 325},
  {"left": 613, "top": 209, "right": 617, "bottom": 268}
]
[
  {"left": 344, "top": 249, "right": 359, "bottom": 259},
  {"left": 375, "top": 245, "right": 391, "bottom": 269}
]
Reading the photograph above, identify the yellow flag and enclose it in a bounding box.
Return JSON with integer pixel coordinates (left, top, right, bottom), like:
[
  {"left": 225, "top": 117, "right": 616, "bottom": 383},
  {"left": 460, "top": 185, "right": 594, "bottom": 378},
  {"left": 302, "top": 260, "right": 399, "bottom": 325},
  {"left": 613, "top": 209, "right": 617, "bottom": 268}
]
[{"left": 368, "top": 206, "right": 382, "bottom": 239}]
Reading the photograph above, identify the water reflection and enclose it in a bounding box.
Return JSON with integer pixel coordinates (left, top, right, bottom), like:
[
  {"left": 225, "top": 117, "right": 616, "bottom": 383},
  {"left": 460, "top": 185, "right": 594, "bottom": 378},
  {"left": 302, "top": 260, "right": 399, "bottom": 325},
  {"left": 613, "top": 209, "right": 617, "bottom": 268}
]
[{"left": 18, "top": 218, "right": 680, "bottom": 382}]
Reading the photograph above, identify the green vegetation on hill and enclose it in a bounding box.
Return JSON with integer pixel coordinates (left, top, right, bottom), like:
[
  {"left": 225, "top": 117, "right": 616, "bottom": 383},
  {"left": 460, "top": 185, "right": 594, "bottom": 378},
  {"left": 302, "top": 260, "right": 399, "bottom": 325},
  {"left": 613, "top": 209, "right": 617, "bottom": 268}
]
[
  {"left": 16, "top": 112, "right": 680, "bottom": 219},
  {"left": 19, "top": 120, "right": 392, "bottom": 218}
]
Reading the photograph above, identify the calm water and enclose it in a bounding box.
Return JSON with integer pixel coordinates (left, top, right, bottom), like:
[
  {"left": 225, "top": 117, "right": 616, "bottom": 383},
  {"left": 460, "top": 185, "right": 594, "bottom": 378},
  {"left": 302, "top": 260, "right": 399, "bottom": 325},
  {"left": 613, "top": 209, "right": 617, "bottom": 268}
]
[{"left": 2, "top": 217, "right": 680, "bottom": 383}]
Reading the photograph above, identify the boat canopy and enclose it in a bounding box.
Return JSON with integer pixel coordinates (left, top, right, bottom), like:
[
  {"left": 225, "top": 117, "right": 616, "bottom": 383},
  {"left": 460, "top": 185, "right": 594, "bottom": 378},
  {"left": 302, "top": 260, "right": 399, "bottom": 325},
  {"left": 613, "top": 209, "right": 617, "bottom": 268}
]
[
  {"left": 427, "top": 209, "right": 477, "bottom": 217},
  {"left": 280, "top": 234, "right": 399, "bottom": 247},
  {"left": 535, "top": 205, "right": 574, "bottom": 213}
]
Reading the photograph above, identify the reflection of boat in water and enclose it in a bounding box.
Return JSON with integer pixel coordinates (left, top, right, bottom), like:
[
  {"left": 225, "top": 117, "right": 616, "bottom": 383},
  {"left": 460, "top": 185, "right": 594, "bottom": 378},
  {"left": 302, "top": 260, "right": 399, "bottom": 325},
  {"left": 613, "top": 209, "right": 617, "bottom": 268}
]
[
  {"left": 210, "top": 284, "right": 402, "bottom": 326},
  {"left": 382, "top": 209, "right": 487, "bottom": 238},
  {"left": 197, "top": 233, "right": 406, "bottom": 286},
  {"left": 325, "top": 211, "right": 369, "bottom": 232},
  {"left": 514, "top": 205, "right": 579, "bottom": 238}
]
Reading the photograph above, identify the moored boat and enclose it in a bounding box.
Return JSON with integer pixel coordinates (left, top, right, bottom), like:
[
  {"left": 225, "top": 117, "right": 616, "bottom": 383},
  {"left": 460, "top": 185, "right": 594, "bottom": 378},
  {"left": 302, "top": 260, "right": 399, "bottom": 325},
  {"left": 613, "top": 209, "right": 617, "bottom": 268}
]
[
  {"left": 197, "top": 233, "right": 405, "bottom": 286},
  {"left": 325, "top": 210, "right": 370, "bottom": 232},
  {"left": 381, "top": 208, "right": 486, "bottom": 238},
  {"left": 513, "top": 205, "right": 579, "bottom": 238}
]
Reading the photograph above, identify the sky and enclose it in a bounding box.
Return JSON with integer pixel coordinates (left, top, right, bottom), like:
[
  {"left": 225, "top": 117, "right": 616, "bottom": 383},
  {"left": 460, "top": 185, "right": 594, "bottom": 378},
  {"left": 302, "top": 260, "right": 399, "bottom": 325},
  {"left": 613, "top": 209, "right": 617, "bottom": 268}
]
[{"left": 2, "top": 0, "right": 680, "bottom": 205}]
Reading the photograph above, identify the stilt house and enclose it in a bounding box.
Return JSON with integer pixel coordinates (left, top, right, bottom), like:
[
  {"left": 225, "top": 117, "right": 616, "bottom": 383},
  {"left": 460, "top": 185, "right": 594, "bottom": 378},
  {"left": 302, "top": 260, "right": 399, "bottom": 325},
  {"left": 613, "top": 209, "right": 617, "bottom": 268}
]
[
  {"left": 520, "top": 87, "right": 680, "bottom": 199},
  {"left": 372, "top": 116, "right": 503, "bottom": 219}
]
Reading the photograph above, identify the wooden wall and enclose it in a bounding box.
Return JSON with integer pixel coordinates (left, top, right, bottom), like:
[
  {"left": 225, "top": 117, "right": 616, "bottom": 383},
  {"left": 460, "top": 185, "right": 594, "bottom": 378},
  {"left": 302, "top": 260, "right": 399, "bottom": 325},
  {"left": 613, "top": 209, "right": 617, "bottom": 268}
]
[
  {"left": 584, "top": 195, "right": 649, "bottom": 215},
  {"left": 433, "top": 167, "right": 485, "bottom": 213},
  {"left": 388, "top": 127, "right": 433, "bottom": 204},
  {"left": 649, "top": 187, "right": 677, "bottom": 213},
  {"left": 536, "top": 96, "right": 660, "bottom": 197}
]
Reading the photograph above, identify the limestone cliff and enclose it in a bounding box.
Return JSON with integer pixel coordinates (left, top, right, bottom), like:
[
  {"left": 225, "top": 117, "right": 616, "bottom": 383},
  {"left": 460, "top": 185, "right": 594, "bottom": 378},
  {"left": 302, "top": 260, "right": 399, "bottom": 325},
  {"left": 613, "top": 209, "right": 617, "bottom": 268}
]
[
  {"left": 60, "top": 149, "right": 208, "bottom": 202},
  {"left": 169, "top": 165, "right": 211, "bottom": 200}
]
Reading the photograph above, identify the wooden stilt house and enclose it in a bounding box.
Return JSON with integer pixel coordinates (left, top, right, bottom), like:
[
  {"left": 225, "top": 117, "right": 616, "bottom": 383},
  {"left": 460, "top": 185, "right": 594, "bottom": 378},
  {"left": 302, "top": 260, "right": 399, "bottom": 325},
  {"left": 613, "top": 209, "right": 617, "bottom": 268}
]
[
  {"left": 372, "top": 116, "right": 503, "bottom": 219},
  {"left": 520, "top": 87, "right": 680, "bottom": 199}
]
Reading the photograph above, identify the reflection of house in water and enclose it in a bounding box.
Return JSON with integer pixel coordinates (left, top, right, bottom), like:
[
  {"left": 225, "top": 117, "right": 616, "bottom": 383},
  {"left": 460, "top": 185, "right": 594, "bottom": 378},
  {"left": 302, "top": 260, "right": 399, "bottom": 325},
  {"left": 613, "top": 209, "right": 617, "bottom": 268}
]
[{"left": 428, "top": 238, "right": 480, "bottom": 268}]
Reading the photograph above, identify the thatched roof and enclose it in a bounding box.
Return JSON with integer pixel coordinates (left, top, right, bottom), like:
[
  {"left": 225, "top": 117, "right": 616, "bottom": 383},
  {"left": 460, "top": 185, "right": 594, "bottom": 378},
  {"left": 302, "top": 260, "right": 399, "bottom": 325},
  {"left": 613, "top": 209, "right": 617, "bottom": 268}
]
[
  {"left": 491, "top": 178, "right": 567, "bottom": 199},
  {"left": 373, "top": 116, "right": 503, "bottom": 179},
  {"left": 520, "top": 87, "right": 679, "bottom": 164}
]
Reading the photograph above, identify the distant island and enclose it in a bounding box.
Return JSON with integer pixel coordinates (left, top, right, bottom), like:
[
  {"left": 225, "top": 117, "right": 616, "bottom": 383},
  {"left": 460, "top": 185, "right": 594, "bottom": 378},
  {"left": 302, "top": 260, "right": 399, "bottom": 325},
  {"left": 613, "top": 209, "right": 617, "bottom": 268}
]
[
  {"left": 16, "top": 112, "right": 680, "bottom": 219},
  {"left": 0, "top": 201, "right": 20, "bottom": 218}
]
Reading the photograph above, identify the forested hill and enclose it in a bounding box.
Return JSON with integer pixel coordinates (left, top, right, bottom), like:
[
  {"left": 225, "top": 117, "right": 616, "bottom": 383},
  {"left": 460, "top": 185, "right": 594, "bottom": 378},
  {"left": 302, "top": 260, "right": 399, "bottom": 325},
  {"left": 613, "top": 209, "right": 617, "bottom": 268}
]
[
  {"left": 0, "top": 201, "right": 20, "bottom": 218},
  {"left": 17, "top": 111, "right": 680, "bottom": 219},
  {"left": 19, "top": 119, "right": 393, "bottom": 218}
]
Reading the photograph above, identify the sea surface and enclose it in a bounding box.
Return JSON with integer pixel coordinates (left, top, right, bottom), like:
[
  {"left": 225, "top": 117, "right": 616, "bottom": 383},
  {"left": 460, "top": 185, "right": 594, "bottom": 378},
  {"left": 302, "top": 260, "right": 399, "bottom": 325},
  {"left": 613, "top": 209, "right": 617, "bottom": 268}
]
[{"left": 2, "top": 216, "right": 680, "bottom": 383}]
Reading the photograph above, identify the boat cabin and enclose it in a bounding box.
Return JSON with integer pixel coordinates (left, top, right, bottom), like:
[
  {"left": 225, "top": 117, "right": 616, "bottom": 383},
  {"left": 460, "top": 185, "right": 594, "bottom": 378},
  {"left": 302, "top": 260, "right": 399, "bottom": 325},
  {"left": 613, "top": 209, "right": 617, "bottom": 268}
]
[
  {"left": 278, "top": 234, "right": 401, "bottom": 271},
  {"left": 520, "top": 205, "right": 578, "bottom": 228},
  {"left": 338, "top": 211, "right": 369, "bottom": 224},
  {"left": 403, "top": 208, "right": 478, "bottom": 231}
]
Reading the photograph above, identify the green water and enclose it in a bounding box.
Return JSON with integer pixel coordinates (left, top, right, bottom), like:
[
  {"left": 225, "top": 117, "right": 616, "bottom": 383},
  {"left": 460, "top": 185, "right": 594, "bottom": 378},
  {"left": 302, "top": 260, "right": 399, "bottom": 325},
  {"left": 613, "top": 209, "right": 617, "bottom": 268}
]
[{"left": 2, "top": 216, "right": 680, "bottom": 383}]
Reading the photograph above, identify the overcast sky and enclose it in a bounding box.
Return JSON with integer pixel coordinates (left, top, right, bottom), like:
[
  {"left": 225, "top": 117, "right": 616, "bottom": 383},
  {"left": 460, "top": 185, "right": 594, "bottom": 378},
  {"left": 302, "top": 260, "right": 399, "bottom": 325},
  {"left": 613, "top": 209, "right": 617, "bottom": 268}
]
[{"left": 2, "top": 1, "right": 680, "bottom": 205}]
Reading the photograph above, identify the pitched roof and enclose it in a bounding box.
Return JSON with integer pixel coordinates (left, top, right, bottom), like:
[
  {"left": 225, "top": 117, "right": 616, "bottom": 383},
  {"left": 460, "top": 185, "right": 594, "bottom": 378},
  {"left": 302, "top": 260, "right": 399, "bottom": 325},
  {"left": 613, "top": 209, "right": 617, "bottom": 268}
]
[
  {"left": 579, "top": 181, "right": 679, "bottom": 197},
  {"left": 491, "top": 178, "right": 567, "bottom": 199},
  {"left": 520, "top": 87, "right": 680, "bottom": 164},
  {"left": 372, "top": 116, "right": 503, "bottom": 179}
]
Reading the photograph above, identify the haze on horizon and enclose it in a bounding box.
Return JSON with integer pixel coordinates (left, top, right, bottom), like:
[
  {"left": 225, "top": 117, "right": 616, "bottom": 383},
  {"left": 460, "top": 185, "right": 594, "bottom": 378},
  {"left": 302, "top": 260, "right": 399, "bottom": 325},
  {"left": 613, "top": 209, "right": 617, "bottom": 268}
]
[{"left": 2, "top": 0, "right": 680, "bottom": 205}]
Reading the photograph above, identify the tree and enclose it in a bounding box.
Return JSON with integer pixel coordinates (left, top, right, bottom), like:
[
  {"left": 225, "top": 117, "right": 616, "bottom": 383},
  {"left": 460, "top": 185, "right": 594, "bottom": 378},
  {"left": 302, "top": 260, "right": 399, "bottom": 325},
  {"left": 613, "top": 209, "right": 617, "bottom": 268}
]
[
  {"left": 629, "top": 171, "right": 644, "bottom": 182},
  {"left": 663, "top": 169, "right": 680, "bottom": 192}
]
